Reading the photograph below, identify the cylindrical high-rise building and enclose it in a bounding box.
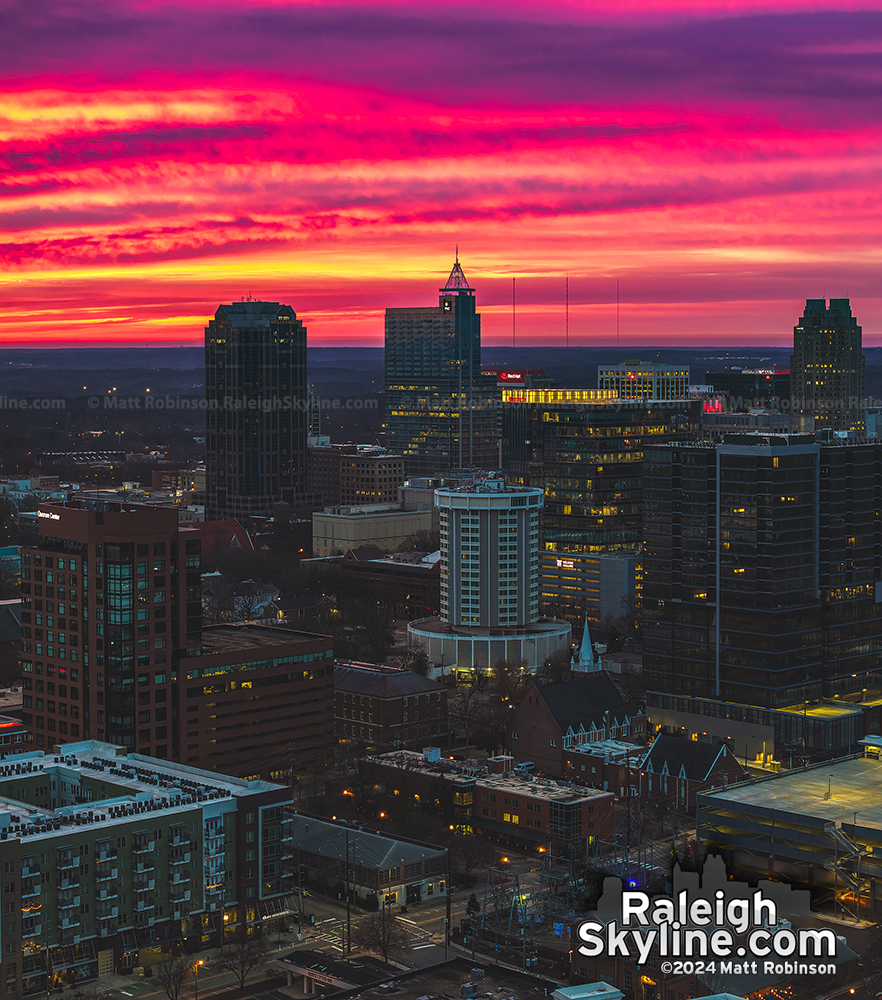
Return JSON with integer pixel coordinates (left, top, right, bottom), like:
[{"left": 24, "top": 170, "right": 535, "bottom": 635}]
[
  {"left": 408, "top": 476, "right": 570, "bottom": 676},
  {"left": 438, "top": 479, "right": 541, "bottom": 628}
]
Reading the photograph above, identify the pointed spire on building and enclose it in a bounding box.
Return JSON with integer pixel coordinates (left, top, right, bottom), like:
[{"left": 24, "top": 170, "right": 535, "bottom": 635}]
[
  {"left": 444, "top": 256, "right": 472, "bottom": 291},
  {"left": 572, "top": 615, "right": 599, "bottom": 672}
]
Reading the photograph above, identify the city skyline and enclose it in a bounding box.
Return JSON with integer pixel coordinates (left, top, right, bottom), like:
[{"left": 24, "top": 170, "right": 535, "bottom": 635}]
[{"left": 3, "top": 0, "right": 882, "bottom": 347}]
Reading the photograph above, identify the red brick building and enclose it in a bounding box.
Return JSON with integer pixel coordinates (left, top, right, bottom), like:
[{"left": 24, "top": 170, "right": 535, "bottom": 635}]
[
  {"left": 334, "top": 662, "right": 447, "bottom": 749},
  {"left": 180, "top": 624, "right": 335, "bottom": 779},
  {"left": 368, "top": 750, "right": 615, "bottom": 856},
  {"left": 562, "top": 734, "right": 747, "bottom": 811},
  {"left": 507, "top": 674, "right": 647, "bottom": 775},
  {"left": 21, "top": 502, "right": 335, "bottom": 781},
  {"left": 21, "top": 501, "right": 202, "bottom": 758}
]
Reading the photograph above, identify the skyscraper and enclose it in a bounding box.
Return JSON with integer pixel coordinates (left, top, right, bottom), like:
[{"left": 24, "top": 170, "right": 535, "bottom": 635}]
[
  {"left": 408, "top": 477, "right": 570, "bottom": 674},
  {"left": 205, "top": 301, "right": 308, "bottom": 519},
  {"left": 438, "top": 478, "right": 540, "bottom": 629},
  {"left": 20, "top": 501, "right": 201, "bottom": 757},
  {"left": 501, "top": 389, "right": 701, "bottom": 623},
  {"left": 643, "top": 434, "right": 882, "bottom": 756},
  {"left": 791, "top": 297, "right": 865, "bottom": 432},
  {"left": 385, "top": 259, "right": 497, "bottom": 475}
]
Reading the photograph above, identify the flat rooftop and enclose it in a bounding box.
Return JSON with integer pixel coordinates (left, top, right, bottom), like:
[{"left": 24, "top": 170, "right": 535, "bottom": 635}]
[
  {"left": 200, "top": 624, "right": 328, "bottom": 654},
  {"left": 373, "top": 751, "right": 611, "bottom": 804},
  {"left": 327, "top": 957, "right": 557, "bottom": 1000},
  {"left": 700, "top": 755, "right": 882, "bottom": 831},
  {"left": 0, "top": 741, "right": 282, "bottom": 841},
  {"left": 778, "top": 701, "right": 863, "bottom": 719}
]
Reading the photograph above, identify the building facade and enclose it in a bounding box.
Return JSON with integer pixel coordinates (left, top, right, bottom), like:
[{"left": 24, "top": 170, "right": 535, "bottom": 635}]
[
  {"left": 205, "top": 301, "right": 309, "bottom": 519},
  {"left": 367, "top": 750, "right": 615, "bottom": 856},
  {"left": 312, "top": 504, "right": 432, "bottom": 557},
  {"left": 407, "top": 479, "right": 569, "bottom": 675},
  {"left": 385, "top": 260, "right": 497, "bottom": 475},
  {"left": 439, "top": 479, "right": 541, "bottom": 629},
  {"left": 308, "top": 446, "right": 405, "bottom": 507},
  {"left": 704, "top": 367, "right": 791, "bottom": 411},
  {"left": 790, "top": 297, "right": 865, "bottom": 432},
  {"left": 506, "top": 675, "right": 646, "bottom": 775},
  {"left": 21, "top": 502, "right": 202, "bottom": 759},
  {"left": 334, "top": 662, "right": 447, "bottom": 748},
  {"left": 179, "top": 624, "right": 334, "bottom": 779},
  {"left": 643, "top": 434, "right": 882, "bottom": 755},
  {"left": 0, "top": 742, "right": 291, "bottom": 996},
  {"left": 597, "top": 362, "right": 690, "bottom": 401},
  {"left": 502, "top": 391, "right": 700, "bottom": 623}
]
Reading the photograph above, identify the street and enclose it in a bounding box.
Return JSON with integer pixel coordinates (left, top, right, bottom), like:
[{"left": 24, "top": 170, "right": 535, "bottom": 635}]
[{"left": 98, "top": 889, "right": 472, "bottom": 998}]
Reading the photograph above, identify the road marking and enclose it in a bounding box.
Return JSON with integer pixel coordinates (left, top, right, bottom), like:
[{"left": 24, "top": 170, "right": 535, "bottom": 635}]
[
  {"left": 398, "top": 917, "right": 421, "bottom": 927},
  {"left": 411, "top": 943, "right": 436, "bottom": 950}
]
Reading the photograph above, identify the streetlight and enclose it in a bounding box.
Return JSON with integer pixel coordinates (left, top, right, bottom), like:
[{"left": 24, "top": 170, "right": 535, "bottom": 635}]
[{"left": 193, "top": 959, "right": 204, "bottom": 1000}]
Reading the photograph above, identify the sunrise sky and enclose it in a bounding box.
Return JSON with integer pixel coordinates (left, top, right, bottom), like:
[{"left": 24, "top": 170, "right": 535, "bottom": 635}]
[{"left": 2, "top": 0, "right": 882, "bottom": 347}]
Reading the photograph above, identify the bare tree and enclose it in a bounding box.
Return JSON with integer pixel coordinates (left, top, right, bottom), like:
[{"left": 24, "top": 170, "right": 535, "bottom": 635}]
[
  {"left": 449, "top": 665, "right": 486, "bottom": 748},
  {"left": 449, "top": 834, "right": 492, "bottom": 878},
  {"left": 396, "top": 641, "right": 429, "bottom": 677},
  {"left": 234, "top": 588, "right": 263, "bottom": 621},
  {"left": 216, "top": 930, "right": 269, "bottom": 988},
  {"left": 491, "top": 659, "right": 529, "bottom": 704},
  {"left": 351, "top": 909, "right": 409, "bottom": 962},
  {"left": 472, "top": 700, "right": 514, "bottom": 756},
  {"left": 538, "top": 650, "right": 572, "bottom": 685},
  {"left": 154, "top": 954, "right": 192, "bottom": 1000},
  {"left": 352, "top": 757, "right": 381, "bottom": 814},
  {"left": 202, "top": 590, "right": 234, "bottom": 624}
]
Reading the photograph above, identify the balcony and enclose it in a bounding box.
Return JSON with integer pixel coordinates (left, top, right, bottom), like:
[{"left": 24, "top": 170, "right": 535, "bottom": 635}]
[
  {"left": 134, "top": 913, "right": 155, "bottom": 929},
  {"left": 21, "top": 924, "right": 41, "bottom": 939},
  {"left": 169, "top": 852, "right": 191, "bottom": 866},
  {"left": 133, "top": 859, "right": 155, "bottom": 874},
  {"left": 169, "top": 887, "right": 191, "bottom": 903},
  {"left": 59, "top": 915, "right": 80, "bottom": 930},
  {"left": 169, "top": 834, "right": 189, "bottom": 848},
  {"left": 96, "top": 848, "right": 117, "bottom": 862},
  {"left": 58, "top": 896, "right": 80, "bottom": 910},
  {"left": 57, "top": 855, "right": 79, "bottom": 870},
  {"left": 20, "top": 862, "right": 38, "bottom": 878},
  {"left": 133, "top": 878, "right": 155, "bottom": 892},
  {"left": 96, "top": 887, "right": 118, "bottom": 901},
  {"left": 170, "top": 870, "right": 191, "bottom": 884},
  {"left": 59, "top": 928, "right": 80, "bottom": 946},
  {"left": 96, "top": 866, "right": 119, "bottom": 882},
  {"left": 134, "top": 898, "right": 155, "bottom": 913},
  {"left": 98, "top": 920, "right": 116, "bottom": 938},
  {"left": 133, "top": 840, "right": 154, "bottom": 854},
  {"left": 59, "top": 874, "right": 80, "bottom": 890},
  {"left": 96, "top": 905, "right": 118, "bottom": 921},
  {"left": 22, "top": 882, "right": 40, "bottom": 899}
]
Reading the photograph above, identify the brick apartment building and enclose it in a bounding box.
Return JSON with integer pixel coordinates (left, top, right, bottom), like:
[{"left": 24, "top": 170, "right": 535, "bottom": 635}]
[
  {"left": 366, "top": 750, "right": 614, "bottom": 856},
  {"left": 21, "top": 502, "right": 335, "bottom": 781},
  {"left": 334, "top": 662, "right": 447, "bottom": 749},
  {"left": 20, "top": 501, "right": 202, "bottom": 759},
  {"left": 507, "top": 674, "right": 647, "bottom": 775}
]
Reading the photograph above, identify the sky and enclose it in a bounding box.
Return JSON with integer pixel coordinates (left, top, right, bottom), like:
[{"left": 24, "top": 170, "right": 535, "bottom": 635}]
[{"left": 3, "top": 0, "right": 882, "bottom": 347}]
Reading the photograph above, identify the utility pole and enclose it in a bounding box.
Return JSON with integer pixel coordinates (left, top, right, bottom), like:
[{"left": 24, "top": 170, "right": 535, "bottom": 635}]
[
  {"left": 445, "top": 848, "right": 451, "bottom": 960},
  {"left": 345, "top": 830, "right": 352, "bottom": 953}
]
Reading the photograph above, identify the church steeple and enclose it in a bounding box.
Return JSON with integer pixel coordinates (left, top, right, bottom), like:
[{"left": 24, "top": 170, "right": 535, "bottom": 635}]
[{"left": 572, "top": 615, "right": 600, "bottom": 672}]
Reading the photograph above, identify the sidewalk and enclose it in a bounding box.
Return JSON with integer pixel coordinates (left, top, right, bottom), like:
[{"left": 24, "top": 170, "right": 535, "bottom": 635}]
[{"left": 97, "top": 933, "right": 300, "bottom": 997}]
